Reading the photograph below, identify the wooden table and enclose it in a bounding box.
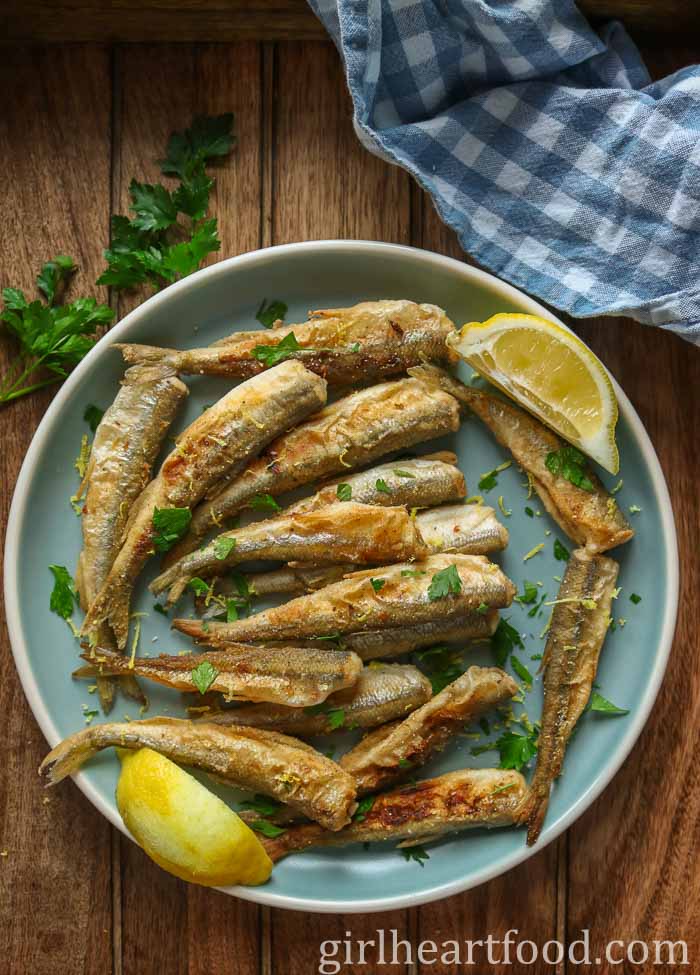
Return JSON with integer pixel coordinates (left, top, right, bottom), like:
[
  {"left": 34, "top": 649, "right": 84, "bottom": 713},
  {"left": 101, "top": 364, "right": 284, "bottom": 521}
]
[{"left": 1, "top": 11, "right": 699, "bottom": 975}]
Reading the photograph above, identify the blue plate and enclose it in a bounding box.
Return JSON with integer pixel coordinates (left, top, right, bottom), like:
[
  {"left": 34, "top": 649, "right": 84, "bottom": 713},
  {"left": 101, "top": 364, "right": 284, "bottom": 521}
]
[{"left": 5, "top": 242, "right": 678, "bottom": 912}]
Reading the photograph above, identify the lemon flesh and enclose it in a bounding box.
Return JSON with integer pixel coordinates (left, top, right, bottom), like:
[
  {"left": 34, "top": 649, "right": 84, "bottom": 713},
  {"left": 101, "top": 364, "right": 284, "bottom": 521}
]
[
  {"left": 448, "top": 313, "right": 619, "bottom": 474},
  {"left": 116, "top": 748, "right": 272, "bottom": 887}
]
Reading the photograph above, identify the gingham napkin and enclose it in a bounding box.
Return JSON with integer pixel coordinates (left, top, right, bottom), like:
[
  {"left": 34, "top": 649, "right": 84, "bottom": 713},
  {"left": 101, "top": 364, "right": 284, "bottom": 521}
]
[{"left": 310, "top": 0, "right": 700, "bottom": 344}]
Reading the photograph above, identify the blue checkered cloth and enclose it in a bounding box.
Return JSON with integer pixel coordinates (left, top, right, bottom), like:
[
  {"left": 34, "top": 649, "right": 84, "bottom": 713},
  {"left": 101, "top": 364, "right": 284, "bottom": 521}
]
[{"left": 309, "top": 0, "right": 700, "bottom": 344}]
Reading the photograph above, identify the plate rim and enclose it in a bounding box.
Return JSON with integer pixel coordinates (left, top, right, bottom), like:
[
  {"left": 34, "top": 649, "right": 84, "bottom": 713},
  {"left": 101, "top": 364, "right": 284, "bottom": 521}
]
[{"left": 4, "top": 239, "right": 679, "bottom": 914}]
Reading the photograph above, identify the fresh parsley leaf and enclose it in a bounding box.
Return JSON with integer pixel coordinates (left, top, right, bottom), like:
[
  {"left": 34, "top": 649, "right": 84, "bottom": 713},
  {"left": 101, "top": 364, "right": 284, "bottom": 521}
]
[
  {"left": 160, "top": 113, "right": 235, "bottom": 179},
  {"left": 191, "top": 660, "right": 218, "bottom": 695},
  {"left": 491, "top": 618, "right": 523, "bottom": 667},
  {"left": 393, "top": 469, "right": 415, "bottom": 478},
  {"left": 589, "top": 691, "right": 629, "bottom": 716},
  {"left": 629, "top": 593, "right": 642, "bottom": 604},
  {"left": 327, "top": 708, "right": 346, "bottom": 731},
  {"left": 256, "top": 299, "right": 288, "bottom": 329},
  {"left": 400, "top": 846, "right": 429, "bottom": 866},
  {"left": 37, "top": 255, "right": 76, "bottom": 306},
  {"left": 226, "top": 599, "right": 239, "bottom": 623},
  {"left": 553, "top": 538, "right": 570, "bottom": 562},
  {"left": 375, "top": 478, "right": 391, "bottom": 495},
  {"left": 160, "top": 218, "right": 220, "bottom": 280},
  {"left": 153, "top": 603, "right": 168, "bottom": 616},
  {"left": 415, "top": 645, "right": 462, "bottom": 694},
  {"left": 353, "top": 795, "right": 376, "bottom": 823},
  {"left": 527, "top": 592, "right": 548, "bottom": 618},
  {"left": 83, "top": 403, "right": 104, "bottom": 433},
  {"left": 336, "top": 483, "right": 352, "bottom": 502},
  {"left": 524, "top": 506, "right": 534, "bottom": 518},
  {"left": 152, "top": 506, "right": 192, "bottom": 552},
  {"left": 49, "top": 564, "right": 76, "bottom": 620},
  {"left": 188, "top": 577, "right": 211, "bottom": 597},
  {"left": 240, "top": 795, "right": 282, "bottom": 817},
  {"left": 545, "top": 446, "right": 595, "bottom": 492},
  {"left": 172, "top": 168, "right": 214, "bottom": 220},
  {"left": 370, "top": 578, "right": 386, "bottom": 593},
  {"left": 213, "top": 536, "right": 236, "bottom": 560},
  {"left": 249, "top": 493, "right": 281, "bottom": 512},
  {"left": 249, "top": 819, "right": 286, "bottom": 838},
  {"left": 427, "top": 564, "right": 462, "bottom": 600},
  {"left": 129, "top": 179, "right": 179, "bottom": 232},
  {"left": 401, "top": 569, "right": 425, "bottom": 578},
  {"left": 250, "top": 331, "right": 302, "bottom": 367},
  {"left": 511, "top": 654, "right": 533, "bottom": 686},
  {"left": 478, "top": 472, "right": 497, "bottom": 491},
  {"left": 515, "top": 580, "right": 538, "bottom": 605},
  {"left": 472, "top": 729, "right": 538, "bottom": 771}
]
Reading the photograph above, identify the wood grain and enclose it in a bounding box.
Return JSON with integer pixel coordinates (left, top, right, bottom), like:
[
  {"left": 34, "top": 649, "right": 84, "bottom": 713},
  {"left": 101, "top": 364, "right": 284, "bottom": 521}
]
[
  {"left": 1, "top": 0, "right": 696, "bottom": 43},
  {"left": 113, "top": 44, "right": 265, "bottom": 975},
  {"left": 0, "top": 46, "right": 113, "bottom": 975}
]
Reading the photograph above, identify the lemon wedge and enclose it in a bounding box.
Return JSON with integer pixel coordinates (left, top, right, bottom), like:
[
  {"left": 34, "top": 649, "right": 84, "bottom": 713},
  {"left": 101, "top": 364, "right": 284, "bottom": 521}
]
[
  {"left": 116, "top": 748, "right": 272, "bottom": 887},
  {"left": 448, "top": 313, "right": 619, "bottom": 473}
]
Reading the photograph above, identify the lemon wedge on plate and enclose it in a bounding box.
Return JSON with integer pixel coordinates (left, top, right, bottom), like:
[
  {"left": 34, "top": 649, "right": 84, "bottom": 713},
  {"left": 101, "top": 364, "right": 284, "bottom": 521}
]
[
  {"left": 448, "top": 313, "right": 619, "bottom": 474},
  {"left": 116, "top": 748, "right": 272, "bottom": 887}
]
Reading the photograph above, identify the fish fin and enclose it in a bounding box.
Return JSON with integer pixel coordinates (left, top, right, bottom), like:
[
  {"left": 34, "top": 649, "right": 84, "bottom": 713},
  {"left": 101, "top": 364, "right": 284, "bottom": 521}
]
[
  {"left": 120, "top": 675, "right": 148, "bottom": 708},
  {"left": 96, "top": 676, "right": 116, "bottom": 714},
  {"left": 82, "top": 585, "right": 132, "bottom": 651}
]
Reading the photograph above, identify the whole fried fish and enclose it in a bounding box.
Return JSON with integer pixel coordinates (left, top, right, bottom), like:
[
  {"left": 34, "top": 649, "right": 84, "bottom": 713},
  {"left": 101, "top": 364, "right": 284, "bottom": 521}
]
[
  {"left": 39, "top": 717, "right": 356, "bottom": 831},
  {"left": 258, "top": 768, "right": 526, "bottom": 862},
  {"left": 76, "top": 363, "right": 188, "bottom": 711},
  {"left": 341, "top": 666, "right": 517, "bottom": 794},
  {"left": 152, "top": 503, "right": 427, "bottom": 605},
  {"left": 77, "top": 644, "right": 362, "bottom": 707},
  {"left": 82, "top": 361, "right": 327, "bottom": 648},
  {"left": 287, "top": 452, "right": 465, "bottom": 514},
  {"left": 201, "top": 664, "right": 433, "bottom": 734},
  {"left": 115, "top": 299, "right": 455, "bottom": 386},
  {"left": 164, "top": 376, "right": 461, "bottom": 564},
  {"left": 409, "top": 365, "right": 633, "bottom": 553},
  {"left": 174, "top": 554, "right": 515, "bottom": 647},
  {"left": 238, "top": 504, "right": 507, "bottom": 599},
  {"left": 516, "top": 548, "right": 619, "bottom": 845}
]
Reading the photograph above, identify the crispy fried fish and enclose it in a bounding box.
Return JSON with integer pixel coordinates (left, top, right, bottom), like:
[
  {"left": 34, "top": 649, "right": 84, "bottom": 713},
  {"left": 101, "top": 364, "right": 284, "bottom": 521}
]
[
  {"left": 287, "top": 452, "right": 465, "bottom": 514},
  {"left": 164, "top": 376, "right": 461, "bottom": 564},
  {"left": 151, "top": 503, "right": 427, "bottom": 604},
  {"left": 203, "top": 664, "right": 433, "bottom": 734},
  {"left": 409, "top": 365, "right": 633, "bottom": 553},
  {"left": 341, "top": 666, "right": 517, "bottom": 794},
  {"left": 516, "top": 548, "right": 619, "bottom": 845},
  {"left": 76, "top": 364, "right": 188, "bottom": 711},
  {"left": 258, "top": 768, "right": 526, "bottom": 862},
  {"left": 174, "top": 554, "right": 515, "bottom": 647},
  {"left": 39, "top": 717, "right": 356, "bottom": 831},
  {"left": 237, "top": 504, "right": 507, "bottom": 599},
  {"left": 115, "top": 299, "right": 455, "bottom": 386},
  {"left": 82, "top": 361, "right": 327, "bottom": 648},
  {"left": 77, "top": 644, "right": 362, "bottom": 707}
]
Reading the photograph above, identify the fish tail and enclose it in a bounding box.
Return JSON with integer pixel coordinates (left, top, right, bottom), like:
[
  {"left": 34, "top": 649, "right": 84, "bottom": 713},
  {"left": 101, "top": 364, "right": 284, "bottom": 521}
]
[
  {"left": 149, "top": 562, "right": 183, "bottom": 598},
  {"left": 96, "top": 676, "right": 116, "bottom": 714},
  {"left": 114, "top": 343, "right": 179, "bottom": 368},
  {"left": 39, "top": 728, "right": 105, "bottom": 785},
  {"left": 515, "top": 785, "right": 551, "bottom": 846},
  {"left": 82, "top": 585, "right": 133, "bottom": 651},
  {"left": 172, "top": 618, "right": 208, "bottom": 641},
  {"left": 258, "top": 824, "right": 327, "bottom": 863}
]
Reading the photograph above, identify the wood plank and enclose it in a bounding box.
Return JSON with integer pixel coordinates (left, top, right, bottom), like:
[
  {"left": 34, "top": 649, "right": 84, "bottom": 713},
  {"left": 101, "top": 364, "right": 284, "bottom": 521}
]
[
  {"left": 273, "top": 42, "right": 411, "bottom": 245},
  {"left": 113, "top": 43, "right": 264, "bottom": 975},
  {"left": 1, "top": 0, "right": 695, "bottom": 44},
  {"left": 0, "top": 45, "right": 114, "bottom": 975}
]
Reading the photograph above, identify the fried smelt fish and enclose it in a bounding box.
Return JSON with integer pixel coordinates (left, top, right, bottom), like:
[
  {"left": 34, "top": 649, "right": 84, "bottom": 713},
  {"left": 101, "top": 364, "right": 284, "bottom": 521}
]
[
  {"left": 39, "top": 717, "right": 356, "bottom": 831},
  {"left": 174, "top": 554, "right": 515, "bottom": 647},
  {"left": 409, "top": 365, "right": 633, "bottom": 553},
  {"left": 201, "top": 664, "right": 433, "bottom": 734},
  {"left": 239, "top": 504, "right": 506, "bottom": 599},
  {"left": 341, "top": 666, "right": 517, "bottom": 794},
  {"left": 165, "top": 376, "right": 461, "bottom": 563},
  {"left": 116, "top": 299, "right": 455, "bottom": 386},
  {"left": 152, "top": 503, "right": 427, "bottom": 604},
  {"left": 82, "top": 361, "right": 327, "bottom": 648},
  {"left": 258, "top": 768, "right": 526, "bottom": 862},
  {"left": 77, "top": 644, "right": 362, "bottom": 707},
  {"left": 516, "top": 549, "right": 619, "bottom": 845},
  {"left": 76, "top": 364, "right": 188, "bottom": 711},
  {"left": 287, "top": 452, "right": 465, "bottom": 514}
]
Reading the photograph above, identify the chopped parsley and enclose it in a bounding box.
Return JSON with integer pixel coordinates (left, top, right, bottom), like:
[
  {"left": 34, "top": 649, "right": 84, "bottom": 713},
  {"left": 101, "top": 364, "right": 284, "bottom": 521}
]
[
  {"left": 524, "top": 506, "right": 534, "bottom": 518},
  {"left": 553, "top": 538, "right": 570, "bottom": 562},
  {"left": 401, "top": 568, "right": 425, "bottom": 578},
  {"left": 629, "top": 504, "right": 642, "bottom": 514},
  {"left": 49, "top": 564, "right": 77, "bottom": 620},
  {"left": 393, "top": 469, "right": 415, "bottom": 478},
  {"left": 629, "top": 593, "right": 642, "bottom": 605},
  {"left": 250, "top": 819, "right": 286, "bottom": 838},
  {"left": 545, "top": 446, "right": 595, "bottom": 492},
  {"left": 515, "top": 580, "right": 538, "bottom": 605},
  {"left": 370, "top": 578, "right": 386, "bottom": 593},
  {"left": 153, "top": 603, "right": 168, "bottom": 616},
  {"left": 213, "top": 536, "right": 236, "bottom": 560},
  {"left": 249, "top": 493, "right": 281, "bottom": 513},
  {"left": 415, "top": 645, "right": 462, "bottom": 694},
  {"left": 476, "top": 601, "right": 489, "bottom": 614},
  {"left": 250, "top": 331, "right": 302, "bottom": 367},
  {"left": 336, "top": 483, "right": 352, "bottom": 501},
  {"left": 152, "top": 506, "right": 192, "bottom": 552},
  {"left": 226, "top": 599, "right": 239, "bottom": 623},
  {"left": 427, "top": 564, "right": 462, "bottom": 600},
  {"left": 240, "top": 795, "right": 282, "bottom": 817},
  {"left": 510, "top": 654, "right": 533, "bottom": 686},
  {"left": 256, "top": 298, "right": 288, "bottom": 329},
  {"left": 472, "top": 728, "right": 538, "bottom": 771},
  {"left": 191, "top": 660, "right": 218, "bottom": 694},
  {"left": 527, "top": 591, "right": 548, "bottom": 618},
  {"left": 83, "top": 404, "right": 104, "bottom": 433},
  {"left": 478, "top": 460, "right": 511, "bottom": 492},
  {"left": 400, "top": 846, "right": 430, "bottom": 866},
  {"left": 589, "top": 691, "right": 629, "bottom": 715},
  {"left": 353, "top": 795, "right": 376, "bottom": 823},
  {"left": 491, "top": 618, "right": 523, "bottom": 668},
  {"left": 375, "top": 478, "right": 391, "bottom": 495}
]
